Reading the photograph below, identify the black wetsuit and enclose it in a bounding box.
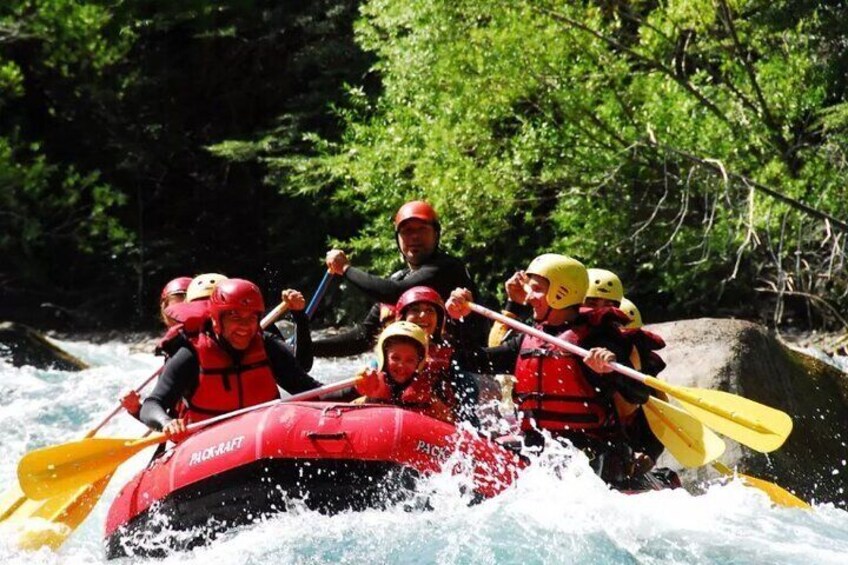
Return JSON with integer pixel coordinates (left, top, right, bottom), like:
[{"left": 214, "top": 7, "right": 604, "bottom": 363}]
[
  {"left": 312, "top": 250, "right": 487, "bottom": 359},
  {"left": 271, "top": 309, "right": 314, "bottom": 371},
  {"left": 140, "top": 331, "right": 325, "bottom": 431}
]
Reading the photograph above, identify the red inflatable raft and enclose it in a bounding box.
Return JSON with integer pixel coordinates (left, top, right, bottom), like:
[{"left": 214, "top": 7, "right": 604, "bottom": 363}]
[{"left": 104, "top": 402, "right": 523, "bottom": 558}]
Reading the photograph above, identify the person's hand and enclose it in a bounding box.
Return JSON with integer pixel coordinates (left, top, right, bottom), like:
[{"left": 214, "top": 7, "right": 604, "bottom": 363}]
[
  {"left": 120, "top": 390, "right": 141, "bottom": 415},
  {"left": 355, "top": 367, "right": 382, "bottom": 397},
  {"left": 163, "top": 418, "right": 190, "bottom": 443},
  {"left": 629, "top": 451, "right": 654, "bottom": 477},
  {"left": 281, "top": 289, "right": 306, "bottom": 312},
  {"left": 325, "top": 249, "right": 350, "bottom": 275},
  {"left": 446, "top": 288, "right": 473, "bottom": 319},
  {"left": 505, "top": 271, "right": 529, "bottom": 304},
  {"left": 584, "top": 347, "right": 616, "bottom": 373}
]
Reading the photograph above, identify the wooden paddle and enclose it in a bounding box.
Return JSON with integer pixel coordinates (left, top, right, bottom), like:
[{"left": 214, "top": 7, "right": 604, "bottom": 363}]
[
  {"left": 467, "top": 302, "right": 793, "bottom": 453},
  {"left": 18, "top": 376, "right": 361, "bottom": 501},
  {"left": 1, "top": 300, "right": 291, "bottom": 549}
]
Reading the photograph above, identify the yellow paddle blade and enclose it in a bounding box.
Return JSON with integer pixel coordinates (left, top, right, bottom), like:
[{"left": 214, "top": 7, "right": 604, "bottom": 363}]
[
  {"left": 7, "top": 474, "right": 113, "bottom": 550},
  {"left": 712, "top": 461, "right": 810, "bottom": 509},
  {"left": 643, "top": 396, "right": 726, "bottom": 468},
  {"left": 645, "top": 377, "right": 793, "bottom": 453},
  {"left": 18, "top": 435, "right": 163, "bottom": 501}
]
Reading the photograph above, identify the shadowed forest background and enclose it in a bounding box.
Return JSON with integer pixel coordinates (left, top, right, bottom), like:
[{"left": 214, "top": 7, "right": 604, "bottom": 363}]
[{"left": 1, "top": 0, "right": 847, "bottom": 331}]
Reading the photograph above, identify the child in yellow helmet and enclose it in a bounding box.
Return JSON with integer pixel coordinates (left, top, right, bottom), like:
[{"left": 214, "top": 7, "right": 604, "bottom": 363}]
[{"left": 355, "top": 321, "right": 456, "bottom": 423}]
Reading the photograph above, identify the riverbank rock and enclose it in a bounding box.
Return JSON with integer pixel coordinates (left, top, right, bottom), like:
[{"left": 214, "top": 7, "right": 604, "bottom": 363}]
[
  {"left": 651, "top": 318, "right": 848, "bottom": 507},
  {"left": 0, "top": 321, "right": 89, "bottom": 371}
]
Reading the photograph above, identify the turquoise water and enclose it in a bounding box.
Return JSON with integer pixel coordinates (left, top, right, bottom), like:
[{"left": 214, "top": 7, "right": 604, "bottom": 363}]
[{"left": 1, "top": 338, "right": 847, "bottom": 564}]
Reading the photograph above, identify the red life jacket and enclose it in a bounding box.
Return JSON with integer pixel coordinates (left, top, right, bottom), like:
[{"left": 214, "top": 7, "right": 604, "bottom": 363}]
[
  {"left": 156, "top": 302, "right": 211, "bottom": 357},
  {"left": 621, "top": 327, "right": 667, "bottom": 376},
  {"left": 181, "top": 331, "right": 280, "bottom": 424},
  {"left": 365, "top": 369, "right": 455, "bottom": 423},
  {"left": 512, "top": 308, "right": 628, "bottom": 435}
]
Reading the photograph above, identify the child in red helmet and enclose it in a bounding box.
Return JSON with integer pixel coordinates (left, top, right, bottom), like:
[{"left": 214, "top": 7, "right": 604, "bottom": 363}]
[{"left": 394, "top": 286, "right": 480, "bottom": 426}]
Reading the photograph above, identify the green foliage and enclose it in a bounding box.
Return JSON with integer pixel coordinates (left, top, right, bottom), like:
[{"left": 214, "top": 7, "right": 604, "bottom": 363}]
[{"left": 282, "top": 0, "right": 848, "bottom": 325}]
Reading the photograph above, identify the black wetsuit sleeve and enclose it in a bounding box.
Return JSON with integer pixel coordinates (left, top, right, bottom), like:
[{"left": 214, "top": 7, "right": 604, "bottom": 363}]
[
  {"left": 312, "top": 302, "right": 383, "bottom": 357},
  {"left": 474, "top": 333, "right": 522, "bottom": 375},
  {"left": 343, "top": 264, "right": 442, "bottom": 304},
  {"left": 265, "top": 335, "right": 325, "bottom": 394},
  {"left": 140, "top": 347, "right": 199, "bottom": 430},
  {"left": 291, "top": 310, "right": 314, "bottom": 371},
  {"left": 582, "top": 330, "right": 651, "bottom": 404}
]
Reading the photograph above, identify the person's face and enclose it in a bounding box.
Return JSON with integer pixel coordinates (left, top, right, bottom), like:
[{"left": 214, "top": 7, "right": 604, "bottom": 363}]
[
  {"left": 403, "top": 302, "right": 439, "bottom": 337},
  {"left": 525, "top": 275, "right": 551, "bottom": 322},
  {"left": 584, "top": 297, "right": 618, "bottom": 309},
  {"left": 219, "top": 310, "right": 260, "bottom": 350},
  {"left": 397, "top": 219, "right": 437, "bottom": 267},
  {"left": 160, "top": 293, "right": 186, "bottom": 327},
  {"left": 385, "top": 341, "right": 422, "bottom": 384}
]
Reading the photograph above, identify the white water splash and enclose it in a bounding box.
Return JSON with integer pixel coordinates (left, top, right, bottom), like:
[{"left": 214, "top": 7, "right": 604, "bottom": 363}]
[{"left": 1, "top": 338, "right": 847, "bottom": 564}]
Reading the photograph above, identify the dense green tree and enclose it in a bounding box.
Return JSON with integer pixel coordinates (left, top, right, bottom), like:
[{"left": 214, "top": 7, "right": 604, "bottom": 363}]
[
  {"left": 1, "top": 0, "right": 370, "bottom": 327},
  {"left": 277, "top": 0, "right": 848, "bottom": 327}
]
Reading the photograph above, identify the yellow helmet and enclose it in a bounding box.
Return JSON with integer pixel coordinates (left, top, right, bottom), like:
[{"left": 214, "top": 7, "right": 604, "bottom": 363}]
[
  {"left": 525, "top": 254, "right": 588, "bottom": 309},
  {"left": 185, "top": 273, "right": 228, "bottom": 302},
  {"left": 585, "top": 268, "right": 624, "bottom": 305},
  {"left": 376, "top": 321, "right": 429, "bottom": 372},
  {"left": 619, "top": 297, "right": 643, "bottom": 329}
]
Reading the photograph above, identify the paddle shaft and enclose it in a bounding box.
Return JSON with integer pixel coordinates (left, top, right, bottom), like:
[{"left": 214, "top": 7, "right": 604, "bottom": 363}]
[
  {"left": 305, "top": 270, "right": 334, "bottom": 319},
  {"left": 468, "top": 303, "right": 772, "bottom": 433},
  {"left": 87, "top": 367, "right": 163, "bottom": 436},
  {"left": 127, "top": 375, "right": 362, "bottom": 450}
]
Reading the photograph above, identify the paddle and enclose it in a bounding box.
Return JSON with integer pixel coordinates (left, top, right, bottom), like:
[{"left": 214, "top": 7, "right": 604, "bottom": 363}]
[
  {"left": 306, "top": 270, "right": 335, "bottom": 319},
  {"left": 711, "top": 461, "right": 810, "bottom": 509},
  {"left": 0, "top": 366, "right": 163, "bottom": 522},
  {"left": 642, "top": 395, "right": 726, "bottom": 468},
  {"left": 1, "top": 299, "right": 291, "bottom": 548},
  {"left": 18, "top": 375, "right": 361, "bottom": 501},
  {"left": 643, "top": 397, "right": 809, "bottom": 508},
  {"left": 466, "top": 302, "right": 793, "bottom": 453}
]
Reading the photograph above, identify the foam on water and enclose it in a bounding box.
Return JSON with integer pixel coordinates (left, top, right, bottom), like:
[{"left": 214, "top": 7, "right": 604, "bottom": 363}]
[{"left": 1, "top": 338, "right": 847, "bottom": 564}]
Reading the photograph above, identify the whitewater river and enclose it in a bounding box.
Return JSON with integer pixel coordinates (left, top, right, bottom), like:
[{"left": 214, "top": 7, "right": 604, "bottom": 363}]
[{"left": 1, "top": 338, "right": 848, "bottom": 564}]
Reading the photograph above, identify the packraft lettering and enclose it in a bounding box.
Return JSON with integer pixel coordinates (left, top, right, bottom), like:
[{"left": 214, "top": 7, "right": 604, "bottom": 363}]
[
  {"left": 188, "top": 435, "right": 246, "bottom": 466},
  {"left": 415, "top": 440, "right": 450, "bottom": 460}
]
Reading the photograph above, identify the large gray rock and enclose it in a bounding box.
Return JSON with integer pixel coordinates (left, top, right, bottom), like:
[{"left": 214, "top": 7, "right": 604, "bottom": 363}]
[
  {"left": 0, "top": 321, "right": 89, "bottom": 371},
  {"left": 651, "top": 318, "right": 848, "bottom": 506}
]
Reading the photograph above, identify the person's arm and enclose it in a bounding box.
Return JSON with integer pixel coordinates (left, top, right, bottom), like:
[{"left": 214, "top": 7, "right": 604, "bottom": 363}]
[
  {"left": 140, "top": 347, "right": 198, "bottom": 430},
  {"left": 474, "top": 333, "right": 523, "bottom": 375},
  {"left": 312, "top": 302, "right": 383, "bottom": 357},
  {"left": 343, "top": 263, "right": 441, "bottom": 303},
  {"left": 265, "top": 336, "right": 324, "bottom": 393},
  {"left": 290, "top": 310, "right": 314, "bottom": 371},
  {"left": 582, "top": 330, "right": 651, "bottom": 404}
]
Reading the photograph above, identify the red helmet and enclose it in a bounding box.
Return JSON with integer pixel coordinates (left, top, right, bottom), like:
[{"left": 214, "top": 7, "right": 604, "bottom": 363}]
[
  {"left": 396, "top": 286, "right": 446, "bottom": 339},
  {"left": 160, "top": 277, "right": 192, "bottom": 302},
  {"left": 394, "top": 201, "right": 439, "bottom": 230},
  {"left": 209, "top": 279, "right": 265, "bottom": 328}
]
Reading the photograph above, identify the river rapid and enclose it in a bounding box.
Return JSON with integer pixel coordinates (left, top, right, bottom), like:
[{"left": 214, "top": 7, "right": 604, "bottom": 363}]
[{"left": 1, "top": 338, "right": 847, "bottom": 564}]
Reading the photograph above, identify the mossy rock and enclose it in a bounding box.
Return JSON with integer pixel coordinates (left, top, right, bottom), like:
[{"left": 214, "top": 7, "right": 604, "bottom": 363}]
[{"left": 0, "top": 321, "right": 89, "bottom": 371}]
